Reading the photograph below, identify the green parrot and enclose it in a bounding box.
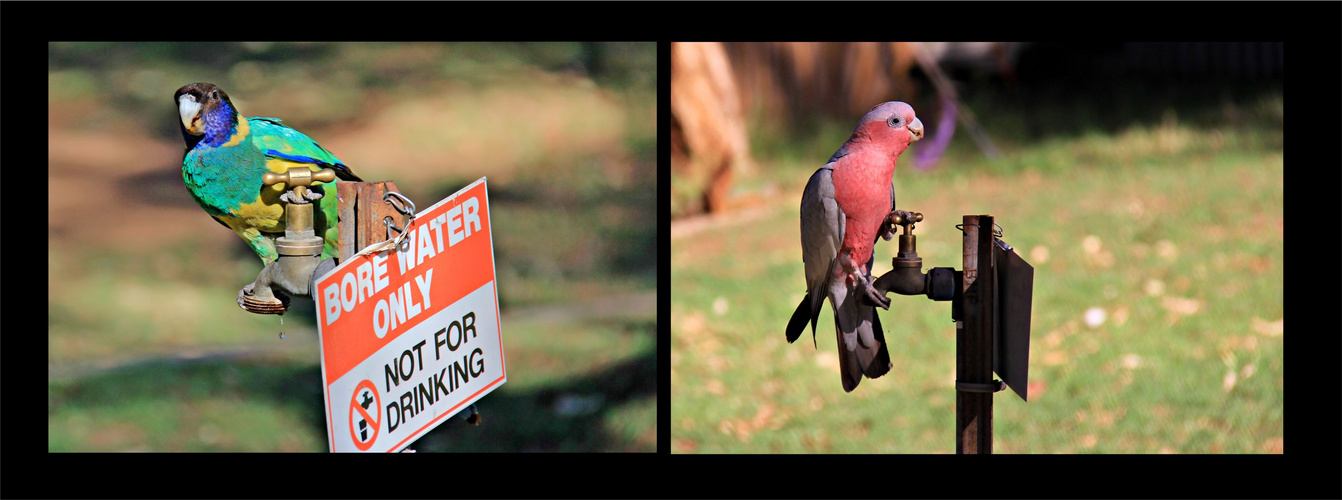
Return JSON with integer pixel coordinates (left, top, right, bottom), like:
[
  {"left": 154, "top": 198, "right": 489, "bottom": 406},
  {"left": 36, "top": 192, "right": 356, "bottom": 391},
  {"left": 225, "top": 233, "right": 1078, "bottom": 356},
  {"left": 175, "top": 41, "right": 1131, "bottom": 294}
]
[{"left": 174, "top": 82, "right": 361, "bottom": 266}]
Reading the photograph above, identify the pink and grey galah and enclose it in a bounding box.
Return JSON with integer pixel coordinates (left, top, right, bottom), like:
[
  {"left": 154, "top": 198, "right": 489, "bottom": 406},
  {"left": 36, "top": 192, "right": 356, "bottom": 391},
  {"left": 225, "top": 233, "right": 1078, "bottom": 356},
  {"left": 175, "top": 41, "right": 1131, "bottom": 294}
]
[{"left": 786, "top": 101, "right": 924, "bottom": 392}]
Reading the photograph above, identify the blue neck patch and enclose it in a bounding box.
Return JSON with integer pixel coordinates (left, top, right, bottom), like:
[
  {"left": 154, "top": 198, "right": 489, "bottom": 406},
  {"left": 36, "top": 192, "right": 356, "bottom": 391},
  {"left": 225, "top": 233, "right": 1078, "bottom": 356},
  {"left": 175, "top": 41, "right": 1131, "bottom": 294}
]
[{"left": 202, "top": 100, "right": 238, "bottom": 148}]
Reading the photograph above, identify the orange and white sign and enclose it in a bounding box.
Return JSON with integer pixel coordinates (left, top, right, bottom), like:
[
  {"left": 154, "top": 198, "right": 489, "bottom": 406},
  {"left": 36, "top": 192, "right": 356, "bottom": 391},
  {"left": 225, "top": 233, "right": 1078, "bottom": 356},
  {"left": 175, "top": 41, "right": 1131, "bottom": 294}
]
[{"left": 314, "top": 177, "right": 506, "bottom": 452}]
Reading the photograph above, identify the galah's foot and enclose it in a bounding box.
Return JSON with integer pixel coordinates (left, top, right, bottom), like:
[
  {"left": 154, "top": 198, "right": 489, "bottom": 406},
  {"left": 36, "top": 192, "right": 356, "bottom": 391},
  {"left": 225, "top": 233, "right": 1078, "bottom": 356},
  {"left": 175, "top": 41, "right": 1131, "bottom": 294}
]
[
  {"left": 864, "top": 281, "right": 891, "bottom": 310},
  {"left": 856, "top": 271, "right": 891, "bottom": 310},
  {"left": 881, "top": 209, "right": 915, "bottom": 240},
  {"left": 879, "top": 216, "right": 896, "bottom": 241}
]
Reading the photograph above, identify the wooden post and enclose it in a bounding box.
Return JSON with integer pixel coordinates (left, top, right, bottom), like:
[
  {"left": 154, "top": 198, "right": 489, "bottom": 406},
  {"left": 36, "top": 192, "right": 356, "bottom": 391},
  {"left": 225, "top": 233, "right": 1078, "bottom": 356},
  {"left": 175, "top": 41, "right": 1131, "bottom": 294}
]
[{"left": 957, "top": 214, "right": 995, "bottom": 454}]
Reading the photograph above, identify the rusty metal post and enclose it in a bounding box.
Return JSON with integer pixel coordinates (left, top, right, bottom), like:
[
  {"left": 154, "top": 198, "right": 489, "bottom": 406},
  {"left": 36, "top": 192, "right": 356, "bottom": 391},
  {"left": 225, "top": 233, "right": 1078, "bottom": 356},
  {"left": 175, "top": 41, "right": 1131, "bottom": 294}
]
[
  {"left": 336, "top": 181, "right": 404, "bottom": 261},
  {"left": 957, "top": 214, "right": 995, "bottom": 454}
]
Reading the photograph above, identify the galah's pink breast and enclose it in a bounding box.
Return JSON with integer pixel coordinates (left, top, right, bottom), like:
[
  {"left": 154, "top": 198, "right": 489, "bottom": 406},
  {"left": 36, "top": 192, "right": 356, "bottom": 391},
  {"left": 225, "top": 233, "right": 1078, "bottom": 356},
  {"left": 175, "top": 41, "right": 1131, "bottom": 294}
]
[{"left": 830, "top": 153, "right": 895, "bottom": 270}]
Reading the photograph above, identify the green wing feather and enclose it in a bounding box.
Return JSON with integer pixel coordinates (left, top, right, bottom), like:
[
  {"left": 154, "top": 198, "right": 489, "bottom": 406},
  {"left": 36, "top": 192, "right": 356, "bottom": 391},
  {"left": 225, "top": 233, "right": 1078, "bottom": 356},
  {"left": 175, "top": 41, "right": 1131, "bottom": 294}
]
[
  {"left": 251, "top": 117, "right": 361, "bottom": 181},
  {"left": 183, "top": 117, "right": 358, "bottom": 266}
]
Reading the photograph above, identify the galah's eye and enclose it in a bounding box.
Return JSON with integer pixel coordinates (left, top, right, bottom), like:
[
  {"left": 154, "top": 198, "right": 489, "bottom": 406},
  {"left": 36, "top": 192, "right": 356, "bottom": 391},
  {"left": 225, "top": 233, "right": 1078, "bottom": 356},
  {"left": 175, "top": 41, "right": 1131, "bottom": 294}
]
[{"left": 887, "top": 114, "right": 902, "bottom": 127}]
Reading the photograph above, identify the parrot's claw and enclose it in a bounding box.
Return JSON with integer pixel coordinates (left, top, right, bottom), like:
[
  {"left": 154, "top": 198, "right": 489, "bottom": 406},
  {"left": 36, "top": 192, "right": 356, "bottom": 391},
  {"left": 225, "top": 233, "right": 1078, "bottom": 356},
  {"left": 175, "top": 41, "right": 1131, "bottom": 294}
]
[
  {"left": 855, "top": 271, "right": 891, "bottom": 310},
  {"left": 880, "top": 222, "right": 896, "bottom": 241},
  {"left": 863, "top": 281, "right": 891, "bottom": 310},
  {"left": 881, "top": 209, "right": 915, "bottom": 241},
  {"left": 280, "top": 188, "right": 323, "bottom": 204}
]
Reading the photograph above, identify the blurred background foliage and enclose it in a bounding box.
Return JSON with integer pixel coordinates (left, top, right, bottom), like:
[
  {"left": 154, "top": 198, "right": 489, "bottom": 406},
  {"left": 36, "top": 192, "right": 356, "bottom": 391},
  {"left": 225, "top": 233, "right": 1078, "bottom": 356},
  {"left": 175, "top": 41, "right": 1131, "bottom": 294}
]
[
  {"left": 48, "top": 42, "right": 656, "bottom": 452},
  {"left": 670, "top": 42, "right": 1282, "bottom": 453}
]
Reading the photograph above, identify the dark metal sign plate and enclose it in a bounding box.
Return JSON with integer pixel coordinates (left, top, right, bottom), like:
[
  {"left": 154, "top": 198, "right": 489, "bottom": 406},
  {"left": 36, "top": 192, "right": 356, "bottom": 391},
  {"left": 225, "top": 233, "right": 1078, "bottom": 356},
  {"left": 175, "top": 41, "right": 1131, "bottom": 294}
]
[{"left": 994, "top": 241, "right": 1034, "bottom": 401}]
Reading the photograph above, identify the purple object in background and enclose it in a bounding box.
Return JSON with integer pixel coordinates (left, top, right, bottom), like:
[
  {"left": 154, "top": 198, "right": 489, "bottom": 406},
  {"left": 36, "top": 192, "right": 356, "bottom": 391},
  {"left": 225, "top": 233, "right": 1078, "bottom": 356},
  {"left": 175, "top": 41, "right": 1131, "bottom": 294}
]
[{"left": 914, "top": 95, "right": 958, "bottom": 171}]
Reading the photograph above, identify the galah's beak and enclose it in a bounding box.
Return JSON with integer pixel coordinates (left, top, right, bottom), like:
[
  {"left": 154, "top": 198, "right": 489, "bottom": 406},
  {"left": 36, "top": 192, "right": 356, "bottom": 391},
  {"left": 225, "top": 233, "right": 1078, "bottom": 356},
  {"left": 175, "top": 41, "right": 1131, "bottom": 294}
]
[
  {"left": 178, "top": 94, "right": 203, "bottom": 135},
  {"left": 909, "top": 117, "right": 924, "bottom": 142}
]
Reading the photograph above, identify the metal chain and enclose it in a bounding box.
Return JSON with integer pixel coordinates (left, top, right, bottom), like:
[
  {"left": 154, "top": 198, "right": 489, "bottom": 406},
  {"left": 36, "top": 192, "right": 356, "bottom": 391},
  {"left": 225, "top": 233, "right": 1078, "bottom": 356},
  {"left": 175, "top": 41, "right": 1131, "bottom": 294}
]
[{"left": 352, "top": 190, "right": 419, "bottom": 258}]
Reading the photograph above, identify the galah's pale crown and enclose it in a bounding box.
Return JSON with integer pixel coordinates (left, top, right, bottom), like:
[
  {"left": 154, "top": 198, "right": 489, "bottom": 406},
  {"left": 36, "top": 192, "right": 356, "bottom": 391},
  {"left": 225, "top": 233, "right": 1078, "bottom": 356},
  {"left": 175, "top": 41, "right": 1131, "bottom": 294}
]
[{"left": 849, "top": 101, "right": 924, "bottom": 156}]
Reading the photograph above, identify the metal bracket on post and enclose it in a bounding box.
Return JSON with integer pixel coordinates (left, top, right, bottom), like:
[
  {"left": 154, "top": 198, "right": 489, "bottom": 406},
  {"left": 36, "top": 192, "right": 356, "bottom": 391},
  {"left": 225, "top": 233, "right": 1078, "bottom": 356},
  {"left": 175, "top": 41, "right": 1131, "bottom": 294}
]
[{"left": 955, "top": 380, "right": 1006, "bottom": 393}]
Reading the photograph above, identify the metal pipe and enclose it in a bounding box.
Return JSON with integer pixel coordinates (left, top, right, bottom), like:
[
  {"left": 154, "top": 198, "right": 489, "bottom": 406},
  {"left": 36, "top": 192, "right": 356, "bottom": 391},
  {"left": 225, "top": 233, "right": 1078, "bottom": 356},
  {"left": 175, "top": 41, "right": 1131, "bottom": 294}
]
[{"left": 957, "top": 214, "right": 995, "bottom": 454}]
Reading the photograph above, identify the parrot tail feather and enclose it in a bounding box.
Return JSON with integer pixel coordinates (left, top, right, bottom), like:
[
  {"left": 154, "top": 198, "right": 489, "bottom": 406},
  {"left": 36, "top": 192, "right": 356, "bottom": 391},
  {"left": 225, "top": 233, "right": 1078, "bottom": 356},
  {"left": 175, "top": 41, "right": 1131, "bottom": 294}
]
[
  {"left": 865, "top": 310, "right": 893, "bottom": 379},
  {"left": 836, "top": 315, "right": 861, "bottom": 392},
  {"left": 785, "top": 293, "right": 812, "bottom": 345},
  {"left": 329, "top": 162, "right": 363, "bottom": 182}
]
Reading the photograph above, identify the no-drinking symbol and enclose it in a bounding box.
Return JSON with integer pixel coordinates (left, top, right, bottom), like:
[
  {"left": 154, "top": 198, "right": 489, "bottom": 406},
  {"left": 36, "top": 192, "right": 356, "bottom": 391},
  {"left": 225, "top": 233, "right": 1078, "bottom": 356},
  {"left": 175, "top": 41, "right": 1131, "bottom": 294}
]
[{"left": 349, "top": 380, "right": 380, "bottom": 451}]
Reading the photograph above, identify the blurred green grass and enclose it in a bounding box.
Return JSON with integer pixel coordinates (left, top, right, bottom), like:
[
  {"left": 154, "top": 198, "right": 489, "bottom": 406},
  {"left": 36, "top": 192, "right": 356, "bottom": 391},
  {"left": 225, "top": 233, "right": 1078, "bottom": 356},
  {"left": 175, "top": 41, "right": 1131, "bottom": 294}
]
[
  {"left": 48, "top": 42, "right": 656, "bottom": 452},
  {"left": 671, "top": 84, "right": 1282, "bottom": 454}
]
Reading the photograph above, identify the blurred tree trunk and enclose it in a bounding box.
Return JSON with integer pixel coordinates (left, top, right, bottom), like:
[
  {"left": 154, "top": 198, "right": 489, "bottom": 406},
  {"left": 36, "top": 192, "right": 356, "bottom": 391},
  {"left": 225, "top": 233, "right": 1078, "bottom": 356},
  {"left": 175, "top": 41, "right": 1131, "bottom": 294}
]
[
  {"left": 723, "top": 42, "right": 918, "bottom": 128},
  {"left": 671, "top": 42, "right": 750, "bottom": 215}
]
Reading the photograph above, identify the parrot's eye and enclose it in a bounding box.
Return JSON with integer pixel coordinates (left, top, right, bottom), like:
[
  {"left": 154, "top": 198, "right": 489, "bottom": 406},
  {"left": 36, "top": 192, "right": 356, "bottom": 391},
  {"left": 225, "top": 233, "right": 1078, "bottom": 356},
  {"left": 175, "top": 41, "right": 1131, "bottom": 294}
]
[{"left": 887, "top": 115, "right": 902, "bottom": 127}]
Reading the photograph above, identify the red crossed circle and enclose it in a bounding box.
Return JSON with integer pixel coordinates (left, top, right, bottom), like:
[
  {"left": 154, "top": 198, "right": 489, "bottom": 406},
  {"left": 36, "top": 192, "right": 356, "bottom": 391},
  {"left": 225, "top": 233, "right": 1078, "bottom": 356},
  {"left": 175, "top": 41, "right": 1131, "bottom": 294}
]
[{"left": 349, "top": 379, "right": 380, "bottom": 451}]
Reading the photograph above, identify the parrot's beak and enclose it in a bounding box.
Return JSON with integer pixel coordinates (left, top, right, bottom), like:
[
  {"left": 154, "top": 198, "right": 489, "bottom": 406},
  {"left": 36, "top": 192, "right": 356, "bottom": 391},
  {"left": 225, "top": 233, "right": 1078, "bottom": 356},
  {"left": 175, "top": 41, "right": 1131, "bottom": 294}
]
[
  {"left": 178, "top": 94, "right": 203, "bottom": 135},
  {"left": 908, "top": 117, "right": 924, "bottom": 143}
]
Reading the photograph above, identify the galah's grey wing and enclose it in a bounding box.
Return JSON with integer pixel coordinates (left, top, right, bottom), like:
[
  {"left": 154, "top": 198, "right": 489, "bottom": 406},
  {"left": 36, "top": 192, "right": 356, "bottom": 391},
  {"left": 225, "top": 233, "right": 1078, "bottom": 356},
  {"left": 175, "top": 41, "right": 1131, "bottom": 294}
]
[{"left": 787, "top": 166, "right": 843, "bottom": 347}]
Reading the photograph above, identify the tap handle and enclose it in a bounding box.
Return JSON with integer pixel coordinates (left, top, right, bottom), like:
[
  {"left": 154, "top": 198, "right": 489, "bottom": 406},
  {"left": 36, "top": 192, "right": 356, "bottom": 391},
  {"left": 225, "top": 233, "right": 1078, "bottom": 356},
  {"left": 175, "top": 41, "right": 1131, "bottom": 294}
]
[
  {"left": 890, "top": 210, "right": 923, "bottom": 234},
  {"left": 262, "top": 167, "right": 338, "bottom": 190}
]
